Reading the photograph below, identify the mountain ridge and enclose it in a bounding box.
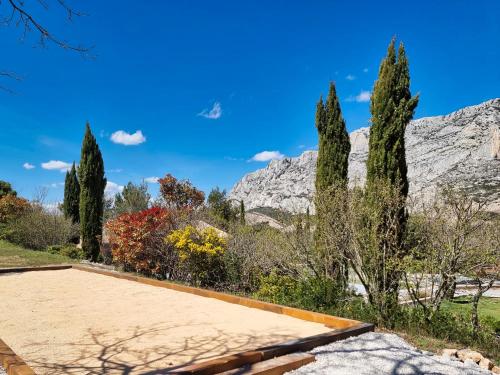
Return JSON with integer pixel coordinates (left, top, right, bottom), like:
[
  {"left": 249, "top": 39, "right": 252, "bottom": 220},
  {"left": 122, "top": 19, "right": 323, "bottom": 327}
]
[{"left": 229, "top": 99, "right": 500, "bottom": 213}]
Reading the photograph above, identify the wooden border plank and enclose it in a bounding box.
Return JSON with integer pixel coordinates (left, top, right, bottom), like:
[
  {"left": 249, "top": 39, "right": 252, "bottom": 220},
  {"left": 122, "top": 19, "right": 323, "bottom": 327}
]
[
  {"left": 218, "top": 353, "right": 316, "bottom": 375},
  {"left": 0, "top": 265, "right": 72, "bottom": 274},
  {"left": 0, "top": 339, "right": 36, "bottom": 375},
  {"left": 169, "top": 323, "right": 374, "bottom": 374}
]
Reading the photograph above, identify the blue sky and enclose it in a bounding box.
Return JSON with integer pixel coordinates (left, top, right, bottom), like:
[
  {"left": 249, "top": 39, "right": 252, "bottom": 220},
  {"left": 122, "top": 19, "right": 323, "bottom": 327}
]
[{"left": 1, "top": 0, "right": 499, "bottom": 203}]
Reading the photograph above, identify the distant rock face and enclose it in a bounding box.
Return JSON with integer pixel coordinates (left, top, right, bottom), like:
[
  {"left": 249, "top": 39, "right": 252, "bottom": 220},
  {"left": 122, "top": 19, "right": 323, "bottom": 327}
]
[{"left": 229, "top": 99, "right": 500, "bottom": 213}]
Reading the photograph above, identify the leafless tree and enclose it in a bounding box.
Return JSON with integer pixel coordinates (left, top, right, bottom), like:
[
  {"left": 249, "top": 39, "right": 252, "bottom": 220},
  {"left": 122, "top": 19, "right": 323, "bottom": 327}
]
[
  {"left": 1, "top": 0, "right": 91, "bottom": 91},
  {"left": 403, "top": 186, "right": 499, "bottom": 324}
]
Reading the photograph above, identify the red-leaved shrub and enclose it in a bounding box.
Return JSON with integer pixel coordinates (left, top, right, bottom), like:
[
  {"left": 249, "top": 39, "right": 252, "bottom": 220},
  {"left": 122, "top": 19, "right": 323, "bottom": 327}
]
[{"left": 106, "top": 207, "right": 177, "bottom": 277}]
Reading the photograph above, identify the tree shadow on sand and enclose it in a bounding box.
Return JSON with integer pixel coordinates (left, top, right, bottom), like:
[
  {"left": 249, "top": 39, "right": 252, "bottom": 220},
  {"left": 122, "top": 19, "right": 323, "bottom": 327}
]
[{"left": 25, "top": 322, "right": 296, "bottom": 374}]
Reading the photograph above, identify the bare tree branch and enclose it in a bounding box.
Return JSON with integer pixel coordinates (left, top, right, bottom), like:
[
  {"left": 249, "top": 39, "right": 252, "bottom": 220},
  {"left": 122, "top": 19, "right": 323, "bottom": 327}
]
[
  {"left": 1, "top": 0, "right": 91, "bottom": 93},
  {"left": 5, "top": 0, "right": 91, "bottom": 54}
]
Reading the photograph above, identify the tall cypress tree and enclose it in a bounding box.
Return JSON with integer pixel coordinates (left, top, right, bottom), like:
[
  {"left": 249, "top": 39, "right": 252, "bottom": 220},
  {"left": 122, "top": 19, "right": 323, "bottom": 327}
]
[
  {"left": 79, "top": 123, "right": 106, "bottom": 261},
  {"left": 315, "top": 82, "right": 351, "bottom": 191},
  {"left": 314, "top": 82, "right": 351, "bottom": 286},
  {"left": 366, "top": 39, "right": 418, "bottom": 195},
  {"left": 364, "top": 39, "right": 418, "bottom": 318},
  {"left": 63, "top": 162, "right": 80, "bottom": 223},
  {"left": 239, "top": 200, "right": 245, "bottom": 225}
]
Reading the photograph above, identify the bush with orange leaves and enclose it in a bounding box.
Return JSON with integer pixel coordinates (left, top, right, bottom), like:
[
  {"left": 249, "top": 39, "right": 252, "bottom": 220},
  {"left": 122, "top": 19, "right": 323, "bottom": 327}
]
[
  {"left": 158, "top": 174, "right": 205, "bottom": 210},
  {"left": 106, "top": 207, "right": 178, "bottom": 277},
  {"left": 0, "top": 194, "right": 30, "bottom": 223}
]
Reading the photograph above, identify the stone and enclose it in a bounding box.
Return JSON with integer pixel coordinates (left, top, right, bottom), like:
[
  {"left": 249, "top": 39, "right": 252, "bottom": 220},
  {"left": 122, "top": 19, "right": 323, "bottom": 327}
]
[
  {"left": 463, "top": 359, "right": 478, "bottom": 368},
  {"left": 229, "top": 99, "right": 500, "bottom": 214},
  {"left": 457, "top": 349, "right": 483, "bottom": 363},
  {"left": 441, "top": 348, "right": 458, "bottom": 358},
  {"left": 478, "top": 357, "right": 493, "bottom": 370}
]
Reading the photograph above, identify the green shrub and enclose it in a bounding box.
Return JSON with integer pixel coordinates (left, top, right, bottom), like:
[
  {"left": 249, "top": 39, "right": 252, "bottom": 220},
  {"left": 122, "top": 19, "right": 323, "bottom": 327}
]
[
  {"left": 253, "top": 271, "right": 346, "bottom": 311},
  {"left": 47, "top": 244, "right": 85, "bottom": 259},
  {"left": 6, "top": 206, "right": 79, "bottom": 250}
]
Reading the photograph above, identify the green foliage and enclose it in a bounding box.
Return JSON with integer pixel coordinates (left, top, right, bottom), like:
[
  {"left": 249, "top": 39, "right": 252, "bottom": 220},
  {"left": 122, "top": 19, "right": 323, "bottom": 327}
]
[
  {"left": 207, "top": 187, "right": 237, "bottom": 229},
  {"left": 254, "top": 271, "right": 346, "bottom": 311},
  {"left": 5, "top": 205, "right": 79, "bottom": 250},
  {"left": 315, "top": 82, "right": 351, "bottom": 191},
  {"left": 314, "top": 83, "right": 351, "bottom": 288},
  {"left": 47, "top": 244, "right": 85, "bottom": 259},
  {"left": 239, "top": 200, "right": 245, "bottom": 225},
  {"left": 63, "top": 162, "right": 80, "bottom": 224},
  {"left": 113, "top": 181, "right": 150, "bottom": 216},
  {"left": 79, "top": 123, "right": 106, "bottom": 261},
  {"left": 0, "top": 180, "right": 16, "bottom": 198},
  {"left": 366, "top": 38, "right": 418, "bottom": 196},
  {"left": 360, "top": 38, "right": 418, "bottom": 320}
]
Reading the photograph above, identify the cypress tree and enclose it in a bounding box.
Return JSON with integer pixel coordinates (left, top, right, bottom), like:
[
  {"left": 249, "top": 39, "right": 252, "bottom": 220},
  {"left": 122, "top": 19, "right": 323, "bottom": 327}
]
[
  {"left": 364, "top": 38, "right": 418, "bottom": 318},
  {"left": 79, "top": 123, "right": 106, "bottom": 261},
  {"left": 366, "top": 38, "right": 418, "bottom": 195},
  {"left": 63, "top": 162, "right": 80, "bottom": 223},
  {"left": 314, "top": 82, "right": 351, "bottom": 286},
  {"left": 239, "top": 200, "right": 245, "bottom": 225},
  {"left": 315, "top": 82, "right": 351, "bottom": 191}
]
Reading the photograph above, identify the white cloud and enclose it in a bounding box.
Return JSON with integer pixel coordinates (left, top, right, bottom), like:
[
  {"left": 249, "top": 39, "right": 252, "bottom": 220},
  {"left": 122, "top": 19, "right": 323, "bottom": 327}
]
[
  {"left": 105, "top": 181, "right": 124, "bottom": 196},
  {"left": 250, "top": 150, "right": 285, "bottom": 162},
  {"left": 108, "top": 168, "right": 123, "bottom": 173},
  {"left": 41, "top": 160, "right": 72, "bottom": 172},
  {"left": 198, "top": 102, "right": 222, "bottom": 119},
  {"left": 355, "top": 90, "right": 371, "bottom": 102},
  {"left": 49, "top": 182, "right": 64, "bottom": 188},
  {"left": 345, "top": 74, "right": 356, "bottom": 81},
  {"left": 298, "top": 145, "right": 305, "bottom": 149},
  {"left": 346, "top": 90, "right": 371, "bottom": 103},
  {"left": 144, "top": 176, "right": 160, "bottom": 183},
  {"left": 363, "top": 68, "right": 369, "bottom": 73},
  {"left": 110, "top": 130, "right": 146, "bottom": 146},
  {"left": 23, "top": 162, "right": 35, "bottom": 170}
]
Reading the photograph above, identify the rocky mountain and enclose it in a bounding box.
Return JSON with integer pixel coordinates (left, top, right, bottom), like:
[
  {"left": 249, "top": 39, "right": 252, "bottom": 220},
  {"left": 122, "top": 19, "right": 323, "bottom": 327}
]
[{"left": 229, "top": 99, "right": 500, "bottom": 213}]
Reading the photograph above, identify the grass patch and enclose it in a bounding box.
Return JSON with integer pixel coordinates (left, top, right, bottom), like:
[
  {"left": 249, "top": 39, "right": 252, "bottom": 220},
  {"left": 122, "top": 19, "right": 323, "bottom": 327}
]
[
  {"left": 0, "top": 240, "right": 77, "bottom": 268},
  {"left": 442, "top": 296, "right": 499, "bottom": 321}
]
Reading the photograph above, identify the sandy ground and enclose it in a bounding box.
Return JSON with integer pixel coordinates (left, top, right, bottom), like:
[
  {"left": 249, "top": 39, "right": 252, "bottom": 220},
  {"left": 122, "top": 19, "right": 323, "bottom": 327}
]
[
  {"left": 0, "top": 269, "right": 331, "bottom": 375},
  {"left": 288, "top": 332, "right": 492, "bottom": 375}
]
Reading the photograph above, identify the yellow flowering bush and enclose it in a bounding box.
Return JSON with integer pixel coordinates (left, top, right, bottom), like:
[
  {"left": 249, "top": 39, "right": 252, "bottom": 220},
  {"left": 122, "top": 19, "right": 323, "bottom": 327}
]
[{"left": 166, "top": 225, "right": 226, "bottom": 287}]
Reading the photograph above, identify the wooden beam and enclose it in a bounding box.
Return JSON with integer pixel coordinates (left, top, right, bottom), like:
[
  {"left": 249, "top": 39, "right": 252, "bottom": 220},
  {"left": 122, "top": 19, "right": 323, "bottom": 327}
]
[
  {"left": 0, "top": 265, "right": 72, "bottom": 274},
  {"left": 169, "top": 323, "right": 373, "bottom": 374},
  {"left": 0, "top": 339, "right": 36, "bottom": 375}
]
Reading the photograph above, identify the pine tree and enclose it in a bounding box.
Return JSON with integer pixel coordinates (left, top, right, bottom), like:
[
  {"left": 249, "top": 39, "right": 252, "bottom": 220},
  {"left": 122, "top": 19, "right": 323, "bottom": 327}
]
[
  {"left": 315, "top": 82, "right": 351, "bottom": 192},
  {"left": 63, "top": 162, "right": 80, "bottom": 223},
  {"left": 79, "top": 123, "right": 106, "bottom": 261},
  {"left": 366, "top": 38, "right": 418, "bottom": 195},
  {"left": 239, "top": 200, "right": 245, "bottom": 225}
]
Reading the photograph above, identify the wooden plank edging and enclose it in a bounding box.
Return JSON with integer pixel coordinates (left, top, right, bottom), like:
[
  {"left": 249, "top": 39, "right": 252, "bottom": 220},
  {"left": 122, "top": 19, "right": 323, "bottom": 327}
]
[
  {"left": 0, "top": 265, "right": 72, "bottom": 274},
  {"left": 218, "top": 352, "right": 316, "bottom": 375},
  {"left": 169, "top": 323, "right": 374, "bottom": 374},
  {"left": 0, "top": 339, "right": 36, "bottom": 375},
  {"left": 71, "top": 265, "right": 362, "bottom": 329}
]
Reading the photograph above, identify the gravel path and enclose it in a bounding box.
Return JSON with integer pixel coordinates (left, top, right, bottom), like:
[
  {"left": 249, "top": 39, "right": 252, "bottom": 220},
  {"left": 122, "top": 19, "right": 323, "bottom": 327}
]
[{"left": 288, "top": 332, "right": 492, "bottom": 375}]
